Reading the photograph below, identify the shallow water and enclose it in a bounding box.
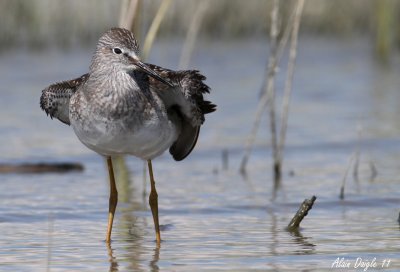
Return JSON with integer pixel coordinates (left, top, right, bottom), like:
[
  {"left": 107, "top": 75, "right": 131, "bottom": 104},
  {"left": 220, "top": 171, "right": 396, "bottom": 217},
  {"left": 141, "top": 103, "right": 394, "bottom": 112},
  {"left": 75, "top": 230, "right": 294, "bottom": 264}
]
[{"left": 1, "top": 37, "right": 400, "bottom": 271}]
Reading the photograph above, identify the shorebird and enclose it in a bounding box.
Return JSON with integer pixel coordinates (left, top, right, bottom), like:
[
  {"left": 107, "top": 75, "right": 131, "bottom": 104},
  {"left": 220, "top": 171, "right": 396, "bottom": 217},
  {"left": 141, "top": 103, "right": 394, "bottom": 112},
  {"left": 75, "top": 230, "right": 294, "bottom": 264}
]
[{"left": 40, "top": 27, "right": 215, "bottom": 244}]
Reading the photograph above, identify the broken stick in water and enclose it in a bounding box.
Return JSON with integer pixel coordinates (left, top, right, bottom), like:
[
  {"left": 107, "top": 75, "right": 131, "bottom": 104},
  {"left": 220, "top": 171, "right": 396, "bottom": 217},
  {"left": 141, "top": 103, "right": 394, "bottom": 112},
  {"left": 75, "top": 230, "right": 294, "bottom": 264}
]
[{"left": 287, "top": 195, "right": 316, "bottom": 231}]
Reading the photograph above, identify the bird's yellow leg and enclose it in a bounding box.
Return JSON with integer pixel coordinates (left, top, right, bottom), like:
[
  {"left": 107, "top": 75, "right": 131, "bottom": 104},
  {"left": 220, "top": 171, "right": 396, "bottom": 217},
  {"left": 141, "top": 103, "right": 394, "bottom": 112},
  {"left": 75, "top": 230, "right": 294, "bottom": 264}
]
[
  {"left": 147, "top": 160, "right": 161, "bottom": 244},
  {"left": 106, "top": 157, "right": 118, "bottom": 243}
]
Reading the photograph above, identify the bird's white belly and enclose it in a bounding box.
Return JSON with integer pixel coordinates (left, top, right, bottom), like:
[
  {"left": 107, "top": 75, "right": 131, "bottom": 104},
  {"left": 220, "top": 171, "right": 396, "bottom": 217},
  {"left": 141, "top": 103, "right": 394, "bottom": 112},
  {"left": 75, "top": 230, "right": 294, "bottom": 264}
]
[{"left": 71, "top": 115, "right": 178, "bottom": 160}]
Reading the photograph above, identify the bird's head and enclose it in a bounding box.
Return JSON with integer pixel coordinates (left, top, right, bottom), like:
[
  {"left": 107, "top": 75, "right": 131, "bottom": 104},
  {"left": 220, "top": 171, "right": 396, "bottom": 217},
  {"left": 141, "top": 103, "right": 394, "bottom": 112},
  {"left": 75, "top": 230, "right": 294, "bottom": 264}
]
[{"left": 91, "top": 27, "right": 172, "bottom": 87}]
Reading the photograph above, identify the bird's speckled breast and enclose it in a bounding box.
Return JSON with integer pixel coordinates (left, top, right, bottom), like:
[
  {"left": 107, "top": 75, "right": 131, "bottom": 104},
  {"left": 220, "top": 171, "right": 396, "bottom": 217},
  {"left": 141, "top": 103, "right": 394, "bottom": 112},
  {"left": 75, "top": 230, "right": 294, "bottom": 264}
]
[{"left": 69, "top": 79, "right": 179, "bottom": 160}]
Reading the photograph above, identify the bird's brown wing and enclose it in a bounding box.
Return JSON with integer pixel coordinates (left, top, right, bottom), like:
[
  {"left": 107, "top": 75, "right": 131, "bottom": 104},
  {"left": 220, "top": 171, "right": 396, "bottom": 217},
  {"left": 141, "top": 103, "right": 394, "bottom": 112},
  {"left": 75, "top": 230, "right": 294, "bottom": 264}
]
[
  {"left": 40, "top": 74, "right": 89, "bottom": 125},
  {"left": 146, "top": 63, "right": 216, "bottom": 161}
]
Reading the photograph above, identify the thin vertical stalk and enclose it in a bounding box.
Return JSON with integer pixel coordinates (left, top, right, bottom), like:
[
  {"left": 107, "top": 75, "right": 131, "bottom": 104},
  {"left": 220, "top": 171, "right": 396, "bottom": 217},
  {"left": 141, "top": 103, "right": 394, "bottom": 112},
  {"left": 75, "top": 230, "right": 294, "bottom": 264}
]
[
  {"left": 240, "top": 0, "right": 306, "bottom": 185},
  {"left": 142, "top": 0, "right": 172, "bottom": 60},
  {"left": 277, "top": 0, "right": 305, "bottom": 166},
  {"left": 240, "top": 0, "right": 295, "bottom": 174},
  {"left": 353, "top": 125, "right": 362, "bottom": 179},
  {"left": 369, "top": 160, "right": 378, "bottom": 180},
  {"left": 119, "top": 0, "right": 140, "bottom": 30},
  {"left": 240, "top": 92, "right": 270, "bottom": 174},
  {"left": 374, "top": 0, "right": 394, "bottom": 64},
  {"left": 340, "top": 153, "right": 355, "bottom": 200},
  {"left": 178, "top": 0, "right": 210, "bottom": 70},
  {"left": 267, "top": 0, "right": 281, "bottom": 182},
  {"left": 118, "top": 0, "right": 129, "bottom": 27}
]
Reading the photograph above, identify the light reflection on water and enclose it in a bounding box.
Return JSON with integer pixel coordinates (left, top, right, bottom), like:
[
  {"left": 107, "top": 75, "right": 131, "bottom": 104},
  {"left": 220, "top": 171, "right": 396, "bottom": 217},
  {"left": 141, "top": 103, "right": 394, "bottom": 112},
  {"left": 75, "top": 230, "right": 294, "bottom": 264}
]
[{"left": 1, "top": 37, "right": 400, "bottom": 271}]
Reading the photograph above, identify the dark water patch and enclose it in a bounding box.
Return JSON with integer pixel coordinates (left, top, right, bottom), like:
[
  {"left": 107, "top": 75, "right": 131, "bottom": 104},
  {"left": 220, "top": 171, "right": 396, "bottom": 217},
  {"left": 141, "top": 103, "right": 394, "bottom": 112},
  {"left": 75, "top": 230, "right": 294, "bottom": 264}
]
[{"left": 0, "top": 162, "right": 83, "bottom": 174}]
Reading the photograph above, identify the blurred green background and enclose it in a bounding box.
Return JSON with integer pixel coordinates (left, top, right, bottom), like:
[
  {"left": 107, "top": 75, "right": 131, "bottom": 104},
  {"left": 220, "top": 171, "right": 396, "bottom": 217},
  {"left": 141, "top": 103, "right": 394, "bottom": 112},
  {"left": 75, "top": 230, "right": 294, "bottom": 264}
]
[{"left": 0, "top": 0, "right": 399, "bottom": 61}]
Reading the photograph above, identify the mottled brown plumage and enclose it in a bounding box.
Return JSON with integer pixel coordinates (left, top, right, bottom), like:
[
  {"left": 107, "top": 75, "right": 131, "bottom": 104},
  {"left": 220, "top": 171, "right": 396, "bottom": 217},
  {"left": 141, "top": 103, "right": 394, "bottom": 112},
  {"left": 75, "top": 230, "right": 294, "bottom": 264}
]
[{"left": 40, "top": 74, "right": 89, "bottom": 125}]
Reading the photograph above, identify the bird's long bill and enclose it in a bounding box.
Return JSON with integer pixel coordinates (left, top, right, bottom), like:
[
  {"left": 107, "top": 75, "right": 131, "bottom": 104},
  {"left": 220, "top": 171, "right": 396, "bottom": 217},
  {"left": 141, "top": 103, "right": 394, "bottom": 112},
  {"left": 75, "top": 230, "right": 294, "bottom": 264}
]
[{"left": 132, "top": 59, "right": 173, "bottom": 87}]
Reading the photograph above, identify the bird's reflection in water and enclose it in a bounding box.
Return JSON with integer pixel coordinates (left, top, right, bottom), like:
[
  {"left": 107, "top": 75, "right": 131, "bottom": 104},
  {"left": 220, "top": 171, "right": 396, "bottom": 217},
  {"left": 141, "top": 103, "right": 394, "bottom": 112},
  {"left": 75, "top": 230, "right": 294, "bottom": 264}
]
[
  {"left": 287, "top": 228, "right": 316, "bottom": 255},
  {"left": 107, "top": 241, "right": 161, "bottom": 272},
  {"left": 107, "top": 243, "right": 119, "bottom": 272},
  {"left": 149, "top": 245, "right": 160, "bottom": 272},
  {"left": 108, "top": 156, "right": 163, "bottom": 272}
]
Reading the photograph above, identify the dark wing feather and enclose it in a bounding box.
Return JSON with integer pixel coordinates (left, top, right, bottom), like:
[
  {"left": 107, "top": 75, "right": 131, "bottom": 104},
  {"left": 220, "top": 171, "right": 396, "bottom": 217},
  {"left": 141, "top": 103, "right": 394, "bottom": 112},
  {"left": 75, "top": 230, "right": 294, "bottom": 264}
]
[
  {"left": 146, "top": 64, "right": 216, "bottom": 161},
  {"left": 169, "top": 121, "right": 200, "bottom": 161},
  {"left": 40, "top": 74, "right": 89, "bottom": 125}
]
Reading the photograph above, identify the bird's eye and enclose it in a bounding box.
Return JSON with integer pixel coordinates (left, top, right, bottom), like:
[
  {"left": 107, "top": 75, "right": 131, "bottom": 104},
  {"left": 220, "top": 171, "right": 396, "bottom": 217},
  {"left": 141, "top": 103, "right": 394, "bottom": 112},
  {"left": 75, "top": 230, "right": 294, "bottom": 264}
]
[{"left": 113, "top": 48, "right": 122, "bottom": 54}]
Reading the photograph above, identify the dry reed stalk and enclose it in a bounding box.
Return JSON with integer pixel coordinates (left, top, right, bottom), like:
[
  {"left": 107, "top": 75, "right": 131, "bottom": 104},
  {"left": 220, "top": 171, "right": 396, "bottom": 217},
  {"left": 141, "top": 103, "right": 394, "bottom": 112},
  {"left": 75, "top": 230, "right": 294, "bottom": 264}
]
[
  {"left": 142, "top": 0, "right": 172, "bottom": 60},
  {"left": 119, "top": 0, "right": 140, "bottom": 30},
  {"left": 277, "top": 0, "right": 305, "bottom": 172},
  {"left": 240, "top": 91, "right": 270, "bottom": 174},
  {"left": 352, "top": 125, "right": 362, "bottom": 179},
  {"left": 222, "top": 149, "right": 229, "bottom": 170},
  {"left": 374, "top": 0, "right": 395, "bottom": 64},
  {"left": 240, "top": 0, "right": 306, "bottom": 182},
  {"left": 240, "top": 0, "right": 280, "bottom": 175},
  {"left": 267, "top": 0, "right": 281, "bottom": 182},
  {"left": 369, "top": 160, "right": 378, "bottom": 180},
  {"left": 118, "top": 0, "right": 129, "bottom": 26},
  {"left": 240, "top": 4, "right": 297, "bottom": 175},
  {"left": 340, "top": 153, "right": 355, "bottom": 200},
  {"left": 178, "top": 0, "right": 210, "bottom": 70}
]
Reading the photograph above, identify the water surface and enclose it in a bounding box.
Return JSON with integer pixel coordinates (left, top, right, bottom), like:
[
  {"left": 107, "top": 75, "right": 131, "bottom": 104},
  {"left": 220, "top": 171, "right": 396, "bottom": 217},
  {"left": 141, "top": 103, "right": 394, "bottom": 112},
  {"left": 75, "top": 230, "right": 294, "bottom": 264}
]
[{"left": 0, "top": 37, "right": 400, "bottom": 271}]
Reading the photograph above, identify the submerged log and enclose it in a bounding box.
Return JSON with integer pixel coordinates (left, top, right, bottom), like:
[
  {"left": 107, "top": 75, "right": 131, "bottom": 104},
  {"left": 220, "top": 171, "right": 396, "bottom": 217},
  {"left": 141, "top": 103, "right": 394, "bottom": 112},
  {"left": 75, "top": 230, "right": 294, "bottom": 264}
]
[{"left": 0, "top": 163, "right": 84, "bottom": 174}]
